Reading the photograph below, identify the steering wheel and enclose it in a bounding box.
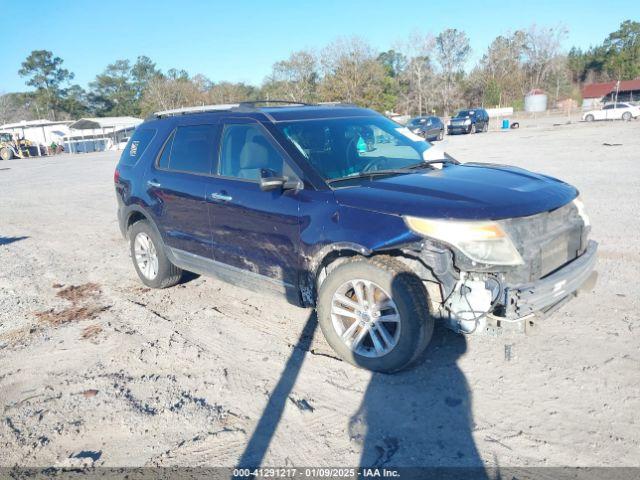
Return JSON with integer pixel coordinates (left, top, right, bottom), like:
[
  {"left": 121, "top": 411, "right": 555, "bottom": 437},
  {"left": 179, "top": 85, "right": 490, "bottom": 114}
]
[
  {"left": 361, "top": 158, "right": 382, "bottom": 173},
  {"left": 345, "top": 135, "right": 377, "bottom": 173}
]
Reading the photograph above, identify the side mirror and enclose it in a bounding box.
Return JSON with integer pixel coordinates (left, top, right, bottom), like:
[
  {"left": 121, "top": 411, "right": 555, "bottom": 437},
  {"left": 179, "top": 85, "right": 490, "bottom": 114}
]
[
  {"left": 260, "top": 175, "right": 304, "bottom": 192},
  {"left": 259, "top": 176, "right": 303, "bottom": 192},
  {"left": 260, "top": 168, "right": 303, "bottom": 192},
  {"left": 259, "top": 175, "right": 287, "bottom": 191}
]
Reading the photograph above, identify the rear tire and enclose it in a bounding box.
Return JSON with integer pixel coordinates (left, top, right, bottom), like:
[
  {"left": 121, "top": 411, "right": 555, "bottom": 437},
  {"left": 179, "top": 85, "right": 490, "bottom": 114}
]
[
  {"left": 622, "top": 111, "right": 631, "bottom": 121},
  {"left": 0, "top": 147, "right": 12, "bottom": 161},
  {"left": 482, "top": 122, "right": 489, "bottom": 132},
  {"left": 129, "top": 220, "right": 182, "bottom": 289},
  {"left": 437, "top": 130, "right": 444, "bottom": 141},
  {"left": 317, "top": 256, "right": 434, "bottom": 373}
]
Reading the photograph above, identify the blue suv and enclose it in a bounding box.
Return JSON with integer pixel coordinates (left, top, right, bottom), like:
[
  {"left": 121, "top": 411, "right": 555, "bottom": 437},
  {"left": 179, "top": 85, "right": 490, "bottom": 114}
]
[{"left": 115, "top": 102, "right": 597, "bottom": 372}]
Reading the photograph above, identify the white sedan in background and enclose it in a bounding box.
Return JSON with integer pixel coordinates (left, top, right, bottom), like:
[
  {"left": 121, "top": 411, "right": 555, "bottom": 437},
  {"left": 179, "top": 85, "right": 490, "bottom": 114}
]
[{"left": 582, "top": 102, "right": 640, "bottom": 122}]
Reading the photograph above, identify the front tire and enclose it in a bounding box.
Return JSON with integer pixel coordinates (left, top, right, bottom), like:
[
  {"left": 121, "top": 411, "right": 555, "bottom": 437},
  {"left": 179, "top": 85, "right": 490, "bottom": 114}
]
[
  {"left": 0, "top": 147, "right": 12, "bottom": 161},
  {"left": 317, "top": 256, "right": 434, "bottom": 373},
  {"left": 585, "top": 114, "right": 594, "bottom": 122},
  {"left": 129, "top": 220, "right": 182, "bottom": 288},
  {"left": 437, "top": 130, "right": 444, "bottom": 141}
]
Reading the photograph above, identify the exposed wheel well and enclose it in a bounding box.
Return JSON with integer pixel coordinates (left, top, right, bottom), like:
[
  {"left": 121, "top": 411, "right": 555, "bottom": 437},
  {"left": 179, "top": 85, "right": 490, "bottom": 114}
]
[
  {"left": 314, "top": 250, "right": 361, "bottom": 290},
  {"left": 314, "top": 248, "right": 409, "bottom": 291},
  {"left": 126, "top": 211, "right": 148, "bottom": 234}
]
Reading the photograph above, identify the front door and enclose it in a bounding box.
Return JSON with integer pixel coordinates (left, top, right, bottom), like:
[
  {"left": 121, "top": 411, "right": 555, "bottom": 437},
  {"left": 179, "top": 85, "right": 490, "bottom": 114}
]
[
  {"left": 206, "top": 119, "right": 303, "bottom": 290},
  {"left": 603, "top": 104, "right": 616, "bottom": 120}
]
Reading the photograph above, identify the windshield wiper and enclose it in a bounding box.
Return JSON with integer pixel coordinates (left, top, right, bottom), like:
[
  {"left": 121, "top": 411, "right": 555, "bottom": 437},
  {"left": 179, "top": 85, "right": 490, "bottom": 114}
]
[
  {"left": 327, "top": 157, "right": 460, "bottom": 184},
  {"left": 328, "top": 160, "right": 459, "bottom": 185},
  {"left": 405, "top": 157, "right": 460, "bottom": 169},
  {"left": 327, "top": 169, "right": 412, "bottom": 184}
]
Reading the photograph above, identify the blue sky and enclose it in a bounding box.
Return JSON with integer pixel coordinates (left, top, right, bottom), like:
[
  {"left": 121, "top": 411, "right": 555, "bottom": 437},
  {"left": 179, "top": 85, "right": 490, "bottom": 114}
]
[{"left": 2, "top": 0, "right": 636, "bottom": 92}]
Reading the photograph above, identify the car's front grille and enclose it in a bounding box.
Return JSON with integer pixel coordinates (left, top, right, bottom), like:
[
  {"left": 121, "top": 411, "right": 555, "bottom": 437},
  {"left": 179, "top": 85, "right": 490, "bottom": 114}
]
[
  {"left": 501, "top": 201, "right": 587, "bottom": 283},
  {"left": 539, "top": 227, "right": 582, "bottom": 276}
]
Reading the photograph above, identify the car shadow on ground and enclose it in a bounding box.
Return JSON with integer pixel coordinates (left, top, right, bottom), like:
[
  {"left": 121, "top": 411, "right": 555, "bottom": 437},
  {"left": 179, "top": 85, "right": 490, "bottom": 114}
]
[
  {"left": 0, "top": 236, "right": 28, "bottom": 246},
  {"left": 352, "top": 326, "right": 486, "bottom": 474},
  {"left": 178, "top": 270, "right": 201, "bottom": 285},
  {"left": 235, "top": 311, "right": 485, "bottom": 475},
  {"left": 353, "top": 270, "right": 486, "bottom": 472}
]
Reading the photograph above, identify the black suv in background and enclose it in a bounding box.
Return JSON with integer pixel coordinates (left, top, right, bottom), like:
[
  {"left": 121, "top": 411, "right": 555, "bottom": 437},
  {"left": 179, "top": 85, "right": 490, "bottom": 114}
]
[
  {"left": 448, "top": 108, "right": 489, "bottom": 134},
  {"left": 407, "top": 116, "right": 445, "bottom": 141}
]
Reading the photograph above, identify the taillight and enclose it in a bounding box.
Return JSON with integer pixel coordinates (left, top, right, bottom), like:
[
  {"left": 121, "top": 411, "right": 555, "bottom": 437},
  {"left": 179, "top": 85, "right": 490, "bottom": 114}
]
[{"left": 114, "top": 168, "right": 120, "bottom": 184}]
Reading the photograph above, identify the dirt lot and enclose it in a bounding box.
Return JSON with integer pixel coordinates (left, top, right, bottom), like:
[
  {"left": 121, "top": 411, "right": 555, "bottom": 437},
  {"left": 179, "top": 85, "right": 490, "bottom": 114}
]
[{"left": 1, "top": 119, "right": 639, "bottom": 469}]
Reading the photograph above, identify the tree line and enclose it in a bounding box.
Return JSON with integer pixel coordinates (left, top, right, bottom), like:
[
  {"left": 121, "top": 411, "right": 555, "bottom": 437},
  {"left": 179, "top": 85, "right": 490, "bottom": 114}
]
[{"left": 1, "top": 20, "right": 638, "bottom": 124}]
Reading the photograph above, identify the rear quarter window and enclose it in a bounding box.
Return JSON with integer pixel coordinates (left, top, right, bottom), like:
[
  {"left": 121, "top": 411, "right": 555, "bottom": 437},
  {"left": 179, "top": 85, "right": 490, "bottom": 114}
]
[{"left": 119, "top": 128, "right": 156, "bottom": 166}]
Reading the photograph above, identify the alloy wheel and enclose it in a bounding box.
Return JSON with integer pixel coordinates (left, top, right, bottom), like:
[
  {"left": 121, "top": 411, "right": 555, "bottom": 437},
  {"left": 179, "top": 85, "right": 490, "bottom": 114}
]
[
  {"left": 134, "top": 232, "right": 159, "bottom": 280},
  {"left": 330, "top": 279, "right": 401, "bottom": 358}
]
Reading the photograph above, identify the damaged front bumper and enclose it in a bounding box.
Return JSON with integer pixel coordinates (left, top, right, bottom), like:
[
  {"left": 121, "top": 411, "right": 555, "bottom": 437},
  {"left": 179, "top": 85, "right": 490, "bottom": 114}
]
[{"left": 493, "top": 240, "right": 598, "bottom": 332}]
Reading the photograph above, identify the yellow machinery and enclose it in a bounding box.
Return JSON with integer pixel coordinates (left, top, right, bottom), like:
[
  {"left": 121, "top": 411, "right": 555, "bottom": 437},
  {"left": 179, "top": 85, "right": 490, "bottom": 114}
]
[{"left": 0, "top": 132, "right": 32, "bottom": 160}]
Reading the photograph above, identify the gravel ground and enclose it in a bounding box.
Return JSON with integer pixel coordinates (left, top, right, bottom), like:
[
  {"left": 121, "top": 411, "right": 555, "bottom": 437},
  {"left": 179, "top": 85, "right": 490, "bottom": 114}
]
[{"left": 0, "top": 119, "right": 639, "bottom": 469}]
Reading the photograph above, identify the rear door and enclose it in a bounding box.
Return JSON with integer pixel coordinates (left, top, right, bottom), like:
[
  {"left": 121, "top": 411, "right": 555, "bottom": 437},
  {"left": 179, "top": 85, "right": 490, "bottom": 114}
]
[
  {"left": 206, "top": 118, "right": 303, "bottom": 290},
  {"left": 614, "top": 103, "right": 631, "bottom": 119},
  {"left": 478, "top": 110, "right": 488, "bottom": 129},
  {"left": 146, "top": 123, "right": 220, "bottom": 258}
]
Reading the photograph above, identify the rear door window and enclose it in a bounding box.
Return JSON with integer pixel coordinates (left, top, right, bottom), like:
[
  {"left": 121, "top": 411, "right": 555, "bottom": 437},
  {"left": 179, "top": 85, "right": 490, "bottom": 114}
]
[
  {"left": 158, "top": 124, "right": 220, "bottom": 175},
  {"left": 119, "top": 128, "right": 156, "bottom": 166}
]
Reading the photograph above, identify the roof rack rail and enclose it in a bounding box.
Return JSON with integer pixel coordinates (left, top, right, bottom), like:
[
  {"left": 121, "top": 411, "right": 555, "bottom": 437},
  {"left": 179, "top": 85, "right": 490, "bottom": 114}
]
[
  {"left": 152, "top": 103, "right": 240, "bottom": 118},
  {"left": 240, "top": 99, "right": 313, "bottom": 107},
  {"left": 316, "top": 101, "right": 358, "bottom": 107},
  {"left": 150, "top": 99, "right": 352, "bottom": 120}
]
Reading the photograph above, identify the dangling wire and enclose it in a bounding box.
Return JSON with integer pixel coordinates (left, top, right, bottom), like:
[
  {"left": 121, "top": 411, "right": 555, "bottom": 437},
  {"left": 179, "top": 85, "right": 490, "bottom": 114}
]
[{"left": 444, "top": 276, "right": 503, "bottom": 335}]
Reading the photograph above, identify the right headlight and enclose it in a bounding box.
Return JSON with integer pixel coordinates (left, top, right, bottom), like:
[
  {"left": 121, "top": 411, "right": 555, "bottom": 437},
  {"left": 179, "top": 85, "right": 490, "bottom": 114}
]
[
  {"left": 572, "top": 196, "right": 590, "bottom": 227},
  {"left": 404, "top": 216, "right": 524, "bottom": 266}
]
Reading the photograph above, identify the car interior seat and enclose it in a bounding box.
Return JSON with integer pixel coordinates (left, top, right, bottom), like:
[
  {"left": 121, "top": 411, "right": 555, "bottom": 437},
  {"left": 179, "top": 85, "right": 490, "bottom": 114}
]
[{"left": 237, "top": 128, "right": 282, "bottom": 180}]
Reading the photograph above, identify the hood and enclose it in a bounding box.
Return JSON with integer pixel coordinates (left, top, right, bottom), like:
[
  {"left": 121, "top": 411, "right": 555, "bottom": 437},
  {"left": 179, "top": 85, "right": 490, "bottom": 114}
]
[{"left": 333, "top": 163, "right": 578, "bottom": 220}]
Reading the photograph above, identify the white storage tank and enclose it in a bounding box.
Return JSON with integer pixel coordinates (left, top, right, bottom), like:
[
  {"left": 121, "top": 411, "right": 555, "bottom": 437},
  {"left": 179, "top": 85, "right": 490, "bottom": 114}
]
[{"left": 525, "top": 89, "right": 548, "bottom": 112}]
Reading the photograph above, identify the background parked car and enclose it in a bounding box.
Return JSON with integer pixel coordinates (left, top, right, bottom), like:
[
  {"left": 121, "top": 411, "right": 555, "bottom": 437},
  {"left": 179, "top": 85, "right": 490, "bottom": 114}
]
[
  {"left": 582, "top": 102, "right": 640, "bottom": 122},
  {"left": 407, "top": 116, "right": 445, "bottom": 141},
  {"left": 447, "top": 108, "right": 489, "bottom": 134}
]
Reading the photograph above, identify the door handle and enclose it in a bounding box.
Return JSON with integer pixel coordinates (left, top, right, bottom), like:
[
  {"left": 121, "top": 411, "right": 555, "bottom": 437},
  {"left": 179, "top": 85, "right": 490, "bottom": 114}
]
[
  {"left": 147, "top": 180, "right": 161, "bottom": 188},
  {"left": 210, "top": 192, "right": 233, "bottom": 202}
]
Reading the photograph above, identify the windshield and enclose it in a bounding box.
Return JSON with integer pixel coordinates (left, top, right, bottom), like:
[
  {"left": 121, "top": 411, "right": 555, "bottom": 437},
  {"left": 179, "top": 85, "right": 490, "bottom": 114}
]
[
  {"left": 277, "top": 116, "right": 432, "bottom": 181},
  {"left": 455, "top": 110, "right": 472, "bottom": 118},
  {"left": 408, "top": 117, "right": 426, "bottom": 126}
]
